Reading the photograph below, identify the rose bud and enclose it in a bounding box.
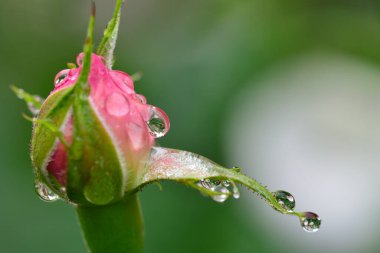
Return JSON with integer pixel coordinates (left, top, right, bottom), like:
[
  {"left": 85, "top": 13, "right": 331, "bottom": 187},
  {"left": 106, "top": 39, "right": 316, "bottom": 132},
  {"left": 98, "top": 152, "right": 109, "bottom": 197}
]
[{"left": 31, "top": 53, "right": 169, "bottom": 205}]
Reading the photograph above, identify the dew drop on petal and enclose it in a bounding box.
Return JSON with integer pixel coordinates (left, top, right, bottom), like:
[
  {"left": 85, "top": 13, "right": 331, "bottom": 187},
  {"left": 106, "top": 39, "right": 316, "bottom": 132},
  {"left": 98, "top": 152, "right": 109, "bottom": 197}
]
[
  {"left": 274, "top": 190, "right": 296, "bottom": 211},
  {"left": 106, "top": 92, "right": 130, "bottom": 117},
  {"left": 147, "top": 107, "right": 170, "bottom": 138},
  {"left": 35, "top": 181, "right": 59, "bottom": 202},
  {"left": 300, "top": 212, "right": 321, "bottom": 232},
  {"left": 54, "top": 70, "right": 70, "bottom": 86}
]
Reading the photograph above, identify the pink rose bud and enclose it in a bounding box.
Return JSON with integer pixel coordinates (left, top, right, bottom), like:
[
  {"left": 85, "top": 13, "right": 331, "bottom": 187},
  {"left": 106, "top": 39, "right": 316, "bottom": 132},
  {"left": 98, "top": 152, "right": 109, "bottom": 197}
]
[{"left": 31, "top": 53, "right": 170, "bottom": 205}]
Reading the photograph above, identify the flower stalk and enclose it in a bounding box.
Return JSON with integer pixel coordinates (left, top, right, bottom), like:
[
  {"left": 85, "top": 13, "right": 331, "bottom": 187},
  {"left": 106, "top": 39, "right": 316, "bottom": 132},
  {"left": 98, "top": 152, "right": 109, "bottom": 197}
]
[{"left": 77, "top": 194, "right": 144, "bottom": 253}]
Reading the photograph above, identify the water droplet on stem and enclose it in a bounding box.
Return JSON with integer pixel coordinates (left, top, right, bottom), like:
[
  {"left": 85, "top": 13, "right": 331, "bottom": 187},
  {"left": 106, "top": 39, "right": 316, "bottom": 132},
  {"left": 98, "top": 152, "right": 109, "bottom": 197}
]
[
  {"left": 300, "top": 212, "right": 321, "bottom": 232},
  {"left": 274, "top": 190, "right": 296, "bottom": 211}
]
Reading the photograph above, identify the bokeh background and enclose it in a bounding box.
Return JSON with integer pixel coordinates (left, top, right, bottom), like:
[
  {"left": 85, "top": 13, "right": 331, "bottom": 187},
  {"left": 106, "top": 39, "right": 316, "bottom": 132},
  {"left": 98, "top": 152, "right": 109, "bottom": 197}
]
[{"left": 1, "top": 0, "right": 380, "bottom": 252}]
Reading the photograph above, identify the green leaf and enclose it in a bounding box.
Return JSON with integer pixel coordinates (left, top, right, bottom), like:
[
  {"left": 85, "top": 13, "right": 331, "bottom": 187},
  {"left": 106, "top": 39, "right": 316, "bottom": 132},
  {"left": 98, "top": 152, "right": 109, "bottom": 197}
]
[
  {"left": 141, "top": 147, "right": 307, "bottom": 218},
  {"left": 97, "top": 0, "right": 124, "bottom": 68},
  {"left": 77, "top": 194, "right": 144, "bottom": 253}
]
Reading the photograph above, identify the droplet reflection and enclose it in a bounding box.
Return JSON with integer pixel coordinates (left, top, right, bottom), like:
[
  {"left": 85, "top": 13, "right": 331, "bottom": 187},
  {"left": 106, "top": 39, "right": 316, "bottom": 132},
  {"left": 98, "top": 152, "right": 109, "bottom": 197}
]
[
  {"left": 147, "top": 107, "right": 170, "bottom": 138},
  {"left": 300, "top": 212, "right": 321, "bottom": 232},
  {"left": 274, "top": 190, "right": 296, "bottom": 211},
  {"left": 34, "top": 181, "right": 60, "bottom": 202},
  {"left": 196, "top": 178, "right": 240, "bottom": 203}
]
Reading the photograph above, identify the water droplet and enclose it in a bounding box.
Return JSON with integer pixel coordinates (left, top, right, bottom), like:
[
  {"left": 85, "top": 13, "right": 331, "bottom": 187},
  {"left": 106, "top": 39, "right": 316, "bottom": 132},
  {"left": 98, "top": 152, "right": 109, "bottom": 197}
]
[
  {"left": 196, "top": 178, "right": 240, "bottom": 203},
  {"left": 222, "top": 180, "right": 231, "bottom": 187},
  {"left": 300, "top": 212, "right": 321, "bottom": 232},
  {"left": 106, "top": 92, "right": 129, "bottom": 117},
  {"left": 54, "top": 70, "right": 70, "bottom": 86},
  {"left": 274, "top": 190, "right": 296, "bottom": 211},
  {"left": 199, "top": 178, "right": 212, "bottom": 189},
  {"left": 232, "top": 186, "right": 240, "bottom": 199},
  {"left": 35, "top": 181, "right": 60, "bottom": 202},
  {"left": 147, "top": 107, "right": 170, "bottom": 138},
  {"left": 211, "top": 185, "right": 229, "bottom": 203}
]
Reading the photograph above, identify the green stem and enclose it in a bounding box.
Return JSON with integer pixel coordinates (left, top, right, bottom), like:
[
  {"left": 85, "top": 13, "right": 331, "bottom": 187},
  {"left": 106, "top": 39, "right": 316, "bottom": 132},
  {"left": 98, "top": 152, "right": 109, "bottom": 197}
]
[{"left": 76, "top": 194, "right": 144, "bottom": 253}]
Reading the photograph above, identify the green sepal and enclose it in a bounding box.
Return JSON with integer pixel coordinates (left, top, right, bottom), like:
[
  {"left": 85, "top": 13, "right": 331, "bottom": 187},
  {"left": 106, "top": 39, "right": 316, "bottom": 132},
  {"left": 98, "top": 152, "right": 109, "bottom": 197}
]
[
  {"left": 23, "top": 114, "right": 69, "bottom": 148},
  {"left": 67, "top": 3, "right": 124, "bottom": 205},
  {"left": 141, "top": 147, "right": 306, "bottom": 218},
  {"left": 67, "top": 62, "right": 77, "bottom": 69},
  {"left": 67, "top": 94, "right": 124, "bottom": 205},
  {"left": 130, "top": 71, "right": 143, "bottom": 82},
  {"left": 97, "top": 0, "right": 124, "bottom": 68},
  {"left": 31, "top": 86, "right": 74, "bottom": 191},
  {"left": 11, "top": 85, "right": 43, "bottom": 115}
]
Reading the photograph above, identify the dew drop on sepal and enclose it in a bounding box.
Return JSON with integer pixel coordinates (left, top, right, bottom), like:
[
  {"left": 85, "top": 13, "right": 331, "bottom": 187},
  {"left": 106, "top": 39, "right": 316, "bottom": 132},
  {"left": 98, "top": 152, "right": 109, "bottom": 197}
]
[
  {"left": 300, "top": 212, "right": 321, "bottom": 232},
  {"left": 196, "top": 178, "right": 240, "bottom": 203},
  {"left": 232, "top": 186, "right": 240, "bottom": 199},
  {"left": 147, "top": 106, "right": 169, "bottom": 138},
  {"left": 34, "top": 181, "right": 60, "bottom": 202},
  {"left": 274, "top": 190, "right": 296, "bottom": 211}
]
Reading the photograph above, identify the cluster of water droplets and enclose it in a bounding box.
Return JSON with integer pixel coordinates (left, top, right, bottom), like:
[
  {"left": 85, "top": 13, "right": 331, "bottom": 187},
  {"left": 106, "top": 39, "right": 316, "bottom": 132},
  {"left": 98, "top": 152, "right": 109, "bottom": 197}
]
[
  {"left": 54, "top": 67, "right": 170, "bottom": 140},
  {"left": 273, "top": 190, "right": 321, "bottom": 232},
  {"left": 34, "top": 181, "right": 60, "bottom": 202},
  {"left": 196, "top": 178, "right": 240, "bottom": 203}
]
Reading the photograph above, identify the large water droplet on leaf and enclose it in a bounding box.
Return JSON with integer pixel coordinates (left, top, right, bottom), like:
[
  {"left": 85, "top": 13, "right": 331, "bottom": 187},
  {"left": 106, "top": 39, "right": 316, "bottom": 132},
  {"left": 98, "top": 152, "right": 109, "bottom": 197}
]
[
  {"left": 147, "top": 107, "right": 170, "bottom": 138},
  {"left": 274, "top": 190, "right": 296, "bottom": 211},
  {"left": 34, "top": 181, "right": 60, "bottom": 202},
  {"left": 300, "top": 212, "right": 321, "bottom": 232}
]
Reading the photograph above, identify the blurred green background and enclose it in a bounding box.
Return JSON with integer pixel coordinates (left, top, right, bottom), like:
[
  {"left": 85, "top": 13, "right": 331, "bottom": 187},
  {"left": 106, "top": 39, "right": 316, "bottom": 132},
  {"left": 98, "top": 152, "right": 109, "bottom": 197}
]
[{"left": 1, "top": 0, "right": 380, "bottom": 252}]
